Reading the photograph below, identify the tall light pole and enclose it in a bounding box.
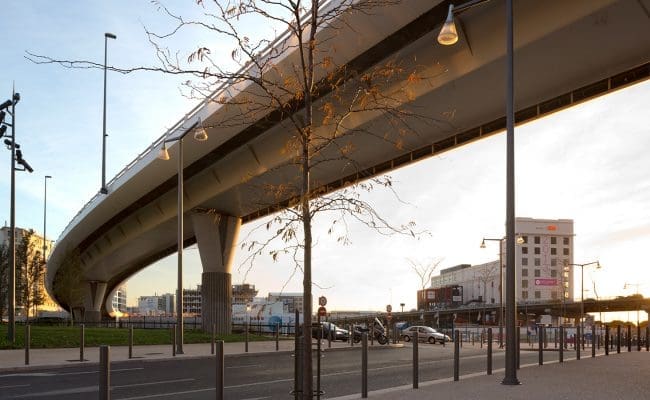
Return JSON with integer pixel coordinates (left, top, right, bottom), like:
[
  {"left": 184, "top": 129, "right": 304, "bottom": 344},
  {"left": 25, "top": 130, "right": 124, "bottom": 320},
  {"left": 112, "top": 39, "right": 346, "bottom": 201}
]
[
  {"left": 439, "top": 0, "right": 517, "bottom": 384},
  {"left": 623, "top": 283, "right": 641, "bottom": 327},
  {"left": 101, "top": 32, "right": 117, "bottom": 195},
  {"left": 568, "top": 261, "right": 600, "bottom": 334},
  {"left": 158, "top": 119, "right": 207, "bottom": 354},
  {"left": 43, "top": 175, "right": 52, "bottom": 264},
  {"left": 481, "top": 237, "right": 504, "bottom": 347},
  {"left": 2, "top": 89, "right": 33, "bottom": 342}
]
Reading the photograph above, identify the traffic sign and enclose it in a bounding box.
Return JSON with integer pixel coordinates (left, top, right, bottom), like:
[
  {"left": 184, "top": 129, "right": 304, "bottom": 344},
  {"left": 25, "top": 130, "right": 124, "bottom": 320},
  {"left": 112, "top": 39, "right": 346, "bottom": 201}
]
[
  {"left": 318, "top": 306, "right": 327, "bottom": 316},
  {"left": 319, "top": 296, "right": 327, "bottom": 306},
  {"left": 386, "top": 304, "right": 392, "bottom": 313}
]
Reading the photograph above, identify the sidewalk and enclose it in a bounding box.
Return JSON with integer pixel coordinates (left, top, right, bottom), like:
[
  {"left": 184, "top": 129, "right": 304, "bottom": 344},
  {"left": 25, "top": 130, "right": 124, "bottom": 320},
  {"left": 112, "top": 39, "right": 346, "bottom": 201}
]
[
  {"left": 0, "top": 339, "right": 360, "bottom": 372},
  {"left": 3, "top": 341, "right": 649, "bottom": 399},
  {"left": 332, "top": 351, "right": 650, "bottom": 400}
]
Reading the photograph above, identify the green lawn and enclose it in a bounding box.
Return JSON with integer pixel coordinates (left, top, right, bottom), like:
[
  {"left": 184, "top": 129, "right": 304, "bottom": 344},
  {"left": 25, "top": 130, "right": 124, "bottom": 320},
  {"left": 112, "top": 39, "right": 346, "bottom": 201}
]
[{"left": 0, "top": 324, "right": 277, "bottom": 350}]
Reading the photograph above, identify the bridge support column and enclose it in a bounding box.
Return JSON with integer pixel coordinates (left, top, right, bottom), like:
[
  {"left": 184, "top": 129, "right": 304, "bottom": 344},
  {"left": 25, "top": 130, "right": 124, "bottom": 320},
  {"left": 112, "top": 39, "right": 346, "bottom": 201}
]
[
  {"left": 82, "top": 281, "right": 107, "bottom": 323},
  {"left": 191, "top": 212, "right": 241, "bottom": 334}
]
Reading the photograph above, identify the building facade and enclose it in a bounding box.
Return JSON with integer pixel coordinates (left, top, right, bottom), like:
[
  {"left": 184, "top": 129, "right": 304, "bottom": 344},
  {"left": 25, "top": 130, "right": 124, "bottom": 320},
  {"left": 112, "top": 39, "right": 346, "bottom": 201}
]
[
  {"left": 110, "top": 285, "right": 128, "bottom": 314},
  {"left": 137, "top": 293, "right": 174, "bottom": 316},
  {"left": 429, "top": 217, "right": 575, "bottom": 306},
  {"left": 0, "top": 226, "right": 60, "bottom": 317},
  {"left": 232, "top": 284, "right": 258, "bottom": 305},
  {"left": 182, "top": 285, "right": 202, "bottom": 316}
]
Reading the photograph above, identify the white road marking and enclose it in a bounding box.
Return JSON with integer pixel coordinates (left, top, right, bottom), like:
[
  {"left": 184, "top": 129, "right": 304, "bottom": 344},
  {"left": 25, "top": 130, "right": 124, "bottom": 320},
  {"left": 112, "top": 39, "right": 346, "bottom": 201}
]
[
  {"left": 112, "top": 378, "right": 194, "bottom": 389},
  {"left": 227, "top": 364, "right": 262, "bottom": 369},
  {"left": 118, "top": 388, "right": 214, "bottom": 399},
  {"left": 0, "top": 384, "right": 30, "bottom": 389}
]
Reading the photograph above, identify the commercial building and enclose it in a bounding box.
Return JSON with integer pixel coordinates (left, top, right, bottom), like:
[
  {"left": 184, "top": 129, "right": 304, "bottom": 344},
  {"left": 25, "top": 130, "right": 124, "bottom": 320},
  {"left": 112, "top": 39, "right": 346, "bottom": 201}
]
[
  {"left": 429, "top": 217, "right": 575, "bottom": 306},
  {"left": 110, "top": 285, "right": 128, "bottom": 314},
  {"left": 232, "top": 283, "right": 258, "bottom": 305},
  {"left": 182, "top": 285, "right": 202, "bottom": 316},
  {"left": 137, "top": 293, "right": 174, "bottom": 316}
]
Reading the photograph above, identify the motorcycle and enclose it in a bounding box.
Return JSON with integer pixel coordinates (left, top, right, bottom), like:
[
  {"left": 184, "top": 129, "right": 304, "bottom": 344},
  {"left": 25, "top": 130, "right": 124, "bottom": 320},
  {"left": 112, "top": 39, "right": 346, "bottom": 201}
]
[{"left": 353, "top": 317, "right": 389, "bottom": 345}]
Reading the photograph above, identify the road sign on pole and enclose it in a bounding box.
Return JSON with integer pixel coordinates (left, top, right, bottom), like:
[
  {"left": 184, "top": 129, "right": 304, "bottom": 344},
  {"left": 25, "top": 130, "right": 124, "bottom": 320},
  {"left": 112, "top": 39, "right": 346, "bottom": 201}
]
[
  {"left": 318, "top": 306, "right": 327, "bottom": 317},
  {"left": 386, "top": 304, "right": 392, "bottom": 313},
  {"left": 319, "top": 296, "right": 327, "bottom": 306}
]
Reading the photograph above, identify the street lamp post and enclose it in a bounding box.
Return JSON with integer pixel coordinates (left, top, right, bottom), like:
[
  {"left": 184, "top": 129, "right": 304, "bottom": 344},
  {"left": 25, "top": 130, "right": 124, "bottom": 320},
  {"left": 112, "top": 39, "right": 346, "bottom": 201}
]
[
  {"left": 2, "top": 89, "right": 33, "bottom": 343},
  {"left": 158, "top": 119, "right": 207, "bottom": 354},
  {"left": 101, "top": 32, "right": 117, "bottom": 195},
  {"left": 481, "top": 237, "right": 505, "bottom": 348},
  {"left": 440, "top": 0, "right": 517, "bottom": 384},
  {"left": 568, "top": 261, "right": 601, "bottom": 336},
  {"left": 623, "top": 283, "right": 641, "bottom": 327},
  {"left": 43, "top": 175, "right": 52, "bottom": 264}
]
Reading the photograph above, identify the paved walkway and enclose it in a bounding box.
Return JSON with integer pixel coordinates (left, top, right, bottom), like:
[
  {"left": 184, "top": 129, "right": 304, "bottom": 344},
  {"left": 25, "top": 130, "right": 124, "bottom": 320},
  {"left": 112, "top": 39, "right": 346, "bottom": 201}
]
[
  {"left": 0, "top": 339, "right": 358, "bottom": 372},
  {"left": 2, "top": 341, "right": 649, "bottom": 399},
  {"left": 332, "top": 350, "right": 650, "bottom": 400}
]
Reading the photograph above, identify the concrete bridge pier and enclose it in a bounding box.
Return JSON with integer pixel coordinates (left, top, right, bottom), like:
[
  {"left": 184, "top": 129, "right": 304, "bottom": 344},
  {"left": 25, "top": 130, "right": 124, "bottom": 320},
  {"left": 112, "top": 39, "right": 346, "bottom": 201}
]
[
  {"left": 82, "top": 281, "right": 107, "bottom": 323},
  {"left": 191, "top": 211, "right": 241, "bottom": 334}
]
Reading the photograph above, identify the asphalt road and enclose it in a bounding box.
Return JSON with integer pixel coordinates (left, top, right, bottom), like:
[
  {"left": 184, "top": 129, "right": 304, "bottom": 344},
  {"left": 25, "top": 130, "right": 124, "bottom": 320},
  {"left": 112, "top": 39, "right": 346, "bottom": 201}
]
[{"left": 0, "top": 342, "right": 588, "bottom": 400}]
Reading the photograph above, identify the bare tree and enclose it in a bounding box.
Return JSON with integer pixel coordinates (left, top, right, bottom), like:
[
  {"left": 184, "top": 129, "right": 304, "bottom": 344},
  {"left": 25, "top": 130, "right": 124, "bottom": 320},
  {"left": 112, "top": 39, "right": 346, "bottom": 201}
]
[
  {"left": 474, "top": 262, "right": 497, "bottom": 324},
  {"left": 408, "top": 257, "right": 442, "bottom": 309},
  {"left": 27, "top": 1, "right": 445, "bottom": 397}
]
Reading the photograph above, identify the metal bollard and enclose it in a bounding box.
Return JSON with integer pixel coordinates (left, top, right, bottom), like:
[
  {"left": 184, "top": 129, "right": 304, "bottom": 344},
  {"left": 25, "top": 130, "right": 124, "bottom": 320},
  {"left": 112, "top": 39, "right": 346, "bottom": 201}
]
[
  {"left": 516, "top": 328, "right": 520, "bottom": 369},
  {"left": 538, "top": 327, "right": 543, "bottom": 365},
  {"left": 559, "top": 326, "right": 564, "bottom": 363},
  {"left": 276, "top": 323, "right": 280, "bottom": 351},
  {"left": 211, "top": 324, "right": 216, "bottom": 355},
  {"left": 245, "top": 321, "right": 249, "bottom": 353},
  {"left": 172, "top": 326, "right": 176, "bottom": 357},
  {"left": 216, "top": 340, "right": 224, "bottom": 400},
  {"left": 129, "top": 326, "right": 134, "bottom": 359},
  {"left": 554, "top": 328, "right": 558, "bottom": 348},
  {"left": 350, "top": 324, "right": 354, "bottom": 347},
  {"left": 80, "top": 324, "right": 85, "bottom": 362},
  {"left": 487, "top": 328, "right": 492, "bottom": 375},
  {"left": 328, "top": 326, "right": 333, "bottom": 349},
  {"left": 637, "top": 325, "right": 641, "bottom": 352},
  {"left": 617, "top": 325, "right": 621, "bottom": 353},
  {"left": 100, "top": 345, "right": 110, "bottom": 400},
  {"left": 413, "top": 331, "right": 419, "bottom": 389},
  {"left": 362, "top": 333, "right": 368, "bottom": 398},
  {"left": 576, "top": 326, "right": 581, "bottom": 360},
  {"left": 627, "top": 325, "right": 632, "bottom": 352},
  {"left": 646, "top": 326, "right": 649, "bottom": 352},
  {"left": 592, "top": 325, "right": 596, "bottom": 358},
  {"left": 454, "top": 330, "right": 460, "bottom": 381},
  {"left": 25, "top": 325, "right": 30, "bottom": 365},
  {"left": 371, "top": 325, "right": 375, "bottom": 346},
  {"left": 293, "top": 335, "right": 302, "bottom": 400},
  {"left": 605, "top": 326, "right": 609, "bottom": 356}
]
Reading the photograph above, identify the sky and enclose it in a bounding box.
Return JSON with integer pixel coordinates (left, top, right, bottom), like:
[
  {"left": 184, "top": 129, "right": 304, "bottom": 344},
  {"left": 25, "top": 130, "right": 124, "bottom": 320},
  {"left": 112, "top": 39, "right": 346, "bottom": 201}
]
[{"left": 1, "top": 2, "right": 649, "bottom": 319}]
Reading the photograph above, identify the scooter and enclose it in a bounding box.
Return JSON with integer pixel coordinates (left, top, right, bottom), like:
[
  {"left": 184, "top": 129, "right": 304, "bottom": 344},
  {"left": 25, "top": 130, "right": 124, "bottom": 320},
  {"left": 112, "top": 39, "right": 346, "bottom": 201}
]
[{"left": 353, "top": 317, "right": 389, "bottom": 345}]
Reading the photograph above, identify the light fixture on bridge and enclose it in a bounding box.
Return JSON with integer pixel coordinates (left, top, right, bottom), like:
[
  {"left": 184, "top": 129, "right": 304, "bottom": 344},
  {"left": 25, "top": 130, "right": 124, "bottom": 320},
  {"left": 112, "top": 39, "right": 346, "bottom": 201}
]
[
  {"left": 438, "top": 4, "right": 459, "bottom": 45},
  {"left": 193, "top": 118, "right": 208, "bottom": 141},
  {"left": 158, "top": 143, "right": 170, "bottom": 161}
]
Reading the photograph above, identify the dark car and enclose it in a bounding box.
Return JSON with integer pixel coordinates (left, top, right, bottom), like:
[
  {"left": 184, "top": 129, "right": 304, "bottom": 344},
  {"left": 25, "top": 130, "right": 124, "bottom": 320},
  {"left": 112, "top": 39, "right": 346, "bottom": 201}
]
[{"left": 312, "top": 322, "right": 350, "bottom": 341}]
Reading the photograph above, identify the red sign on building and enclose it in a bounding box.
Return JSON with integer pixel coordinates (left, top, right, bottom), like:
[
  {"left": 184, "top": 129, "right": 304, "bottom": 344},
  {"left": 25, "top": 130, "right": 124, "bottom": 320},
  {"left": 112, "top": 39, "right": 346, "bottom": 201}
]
[{"left": 534, "top": 278, "right": 557, "bottom": 286}]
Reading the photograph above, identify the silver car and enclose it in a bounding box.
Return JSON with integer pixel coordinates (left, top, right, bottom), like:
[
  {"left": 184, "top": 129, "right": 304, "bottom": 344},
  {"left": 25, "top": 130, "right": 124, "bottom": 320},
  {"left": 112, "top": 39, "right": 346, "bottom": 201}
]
[{"left": 401, "top": 326, "right": 451, "bottom": 344}]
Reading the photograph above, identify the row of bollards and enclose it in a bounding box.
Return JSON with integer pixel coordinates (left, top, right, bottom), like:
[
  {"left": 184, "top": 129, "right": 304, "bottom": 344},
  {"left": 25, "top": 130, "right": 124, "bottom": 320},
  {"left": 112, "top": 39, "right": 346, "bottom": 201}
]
[{"left": 96, "top": 339, "right": 227, "bottom": 400}]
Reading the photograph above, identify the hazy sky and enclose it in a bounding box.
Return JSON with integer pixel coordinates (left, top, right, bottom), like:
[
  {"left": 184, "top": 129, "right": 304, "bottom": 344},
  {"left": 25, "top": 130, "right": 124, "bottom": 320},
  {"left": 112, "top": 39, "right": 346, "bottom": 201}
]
[{"left": 1, "top": 2, "right": 649, "bottom": 315}]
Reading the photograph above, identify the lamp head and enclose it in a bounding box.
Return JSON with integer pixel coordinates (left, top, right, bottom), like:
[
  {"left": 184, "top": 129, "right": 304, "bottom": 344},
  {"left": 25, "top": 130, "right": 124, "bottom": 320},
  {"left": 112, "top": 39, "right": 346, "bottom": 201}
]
[
  {"left": 193, "top": 126, "right": 208, "bottom": 141},
  {"left": 45, "top": 175, "right": 52, "bottom": 179},
  {"left": 105, "top": 32, "right": 117, "bottom": 39},
  {"left": 13, "top": 93, "right": 20, "bottom": 104},
  {"left": 157, "top": 144, "right": 170, "bottom": 161},
  {"left": 437, "top": 4, "right": 459, "bottom": 46},
  {"left": 0, "top": 99, "right": 12, "bottom": 110},
  {"left": 0, "top": 125, "right": 6, "bottom": 138},
  {"left": 480, "top": 238, "right": 486, "bottom": 248}
]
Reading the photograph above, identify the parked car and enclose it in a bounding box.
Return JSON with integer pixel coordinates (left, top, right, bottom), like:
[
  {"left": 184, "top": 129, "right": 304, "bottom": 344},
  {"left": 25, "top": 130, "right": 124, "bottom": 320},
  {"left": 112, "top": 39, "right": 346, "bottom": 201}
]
[
  {"left": 401, "top": 326, "right": 451, "bottom": 344},
  {"left": 312, "top": 322, "right": 350, "bottom": 342}
]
